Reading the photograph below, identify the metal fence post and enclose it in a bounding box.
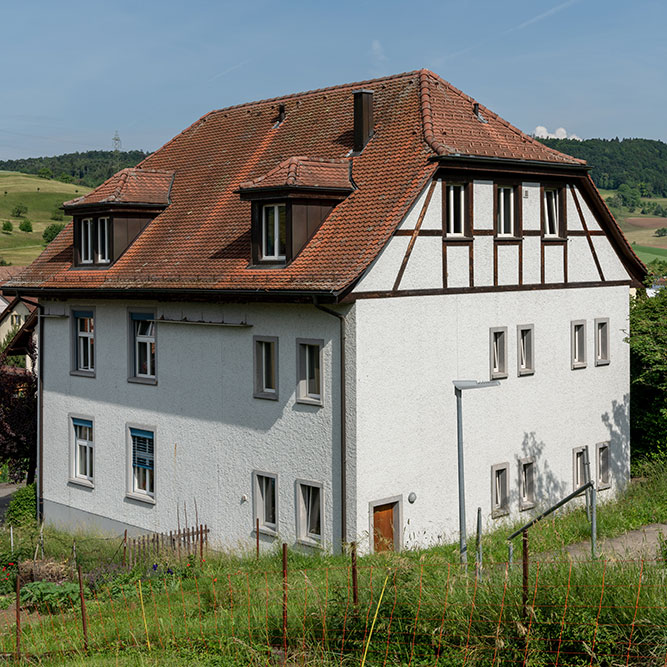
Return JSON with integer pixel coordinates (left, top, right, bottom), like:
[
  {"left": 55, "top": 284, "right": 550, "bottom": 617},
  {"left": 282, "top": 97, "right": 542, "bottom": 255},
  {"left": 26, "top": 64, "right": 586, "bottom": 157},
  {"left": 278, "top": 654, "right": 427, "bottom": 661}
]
[
  {"left": 15, "top": 573, "right": 21, "bottom": 662},
  {"left": 77, "top": 565, "right": 89, "bottom": 652},
  {"left": 351, "top": 542, "right": 359, "bottom": 606},
  {"left": 522, "top": 531, "right": 529, "bottom": 619},
  {"left": 508, "top": 541, "right": 513, "bottom": 566},
  {"left": 475, "top": 507, "right": 482, "bottom": 580},
  {"left": 282, "top": 543, "right": 288, "bottom": 664},
  {"left": 591, "top": 484, "right": 597, "bottom": 558}
]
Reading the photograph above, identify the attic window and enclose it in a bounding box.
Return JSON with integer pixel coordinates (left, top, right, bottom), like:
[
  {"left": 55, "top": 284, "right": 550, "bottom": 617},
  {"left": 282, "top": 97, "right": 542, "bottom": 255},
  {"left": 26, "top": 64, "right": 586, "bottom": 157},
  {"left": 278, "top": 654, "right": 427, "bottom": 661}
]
[
  {"left": 261, "top": 204, "right": 287, "bottom": 261},
  {"left": 76, "top": 217, "right": 112, "bottom": 267}
]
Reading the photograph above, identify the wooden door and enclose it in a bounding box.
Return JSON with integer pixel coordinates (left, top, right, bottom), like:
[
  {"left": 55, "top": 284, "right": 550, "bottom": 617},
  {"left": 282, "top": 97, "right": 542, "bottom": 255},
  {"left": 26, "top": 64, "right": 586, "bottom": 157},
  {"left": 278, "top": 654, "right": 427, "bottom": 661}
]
[{"left": 373, "top": 503, "right": 395, "bottom": 552}]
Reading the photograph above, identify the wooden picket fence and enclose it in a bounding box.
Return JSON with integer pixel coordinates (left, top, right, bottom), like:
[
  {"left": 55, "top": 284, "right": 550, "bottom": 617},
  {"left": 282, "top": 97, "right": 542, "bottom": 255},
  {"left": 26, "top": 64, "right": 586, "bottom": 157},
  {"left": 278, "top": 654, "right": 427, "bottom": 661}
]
[{"left": 122, "top": 524, "right": 209, "bottom": 568}]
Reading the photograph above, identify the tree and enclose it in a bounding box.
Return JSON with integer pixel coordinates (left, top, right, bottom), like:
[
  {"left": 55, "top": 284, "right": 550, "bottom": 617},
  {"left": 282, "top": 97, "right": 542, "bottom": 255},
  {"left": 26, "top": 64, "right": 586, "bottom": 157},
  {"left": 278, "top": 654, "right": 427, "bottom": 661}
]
[
  {"left": 37, "top": 167, "right": 53, "bottom": 179},
  {"left": 2, "top": 221, "right": 13, "bottom": 233},
  {"left": 50, "top": 209, "right": 64, "bottom": 221},
  {"left": 11, "top": 203, "right": 27, "bottom": 217},
  {"left": 0, "top": 339, "right": 37, "bottom": 484},
  {"left": 655, "top": 228, "right": 667, "bottom": 237},
  {"left": 629, "top": 286, "right": 667, "bottom": 460},
  {"left": 18, "top": 219, "right": 32, "bottom": 233},
  {"left": 42, "top": 223, "right": 64, "bottom": 244},
  {"left": 618, "top": 184, "right": 641, "bottom": 211}
]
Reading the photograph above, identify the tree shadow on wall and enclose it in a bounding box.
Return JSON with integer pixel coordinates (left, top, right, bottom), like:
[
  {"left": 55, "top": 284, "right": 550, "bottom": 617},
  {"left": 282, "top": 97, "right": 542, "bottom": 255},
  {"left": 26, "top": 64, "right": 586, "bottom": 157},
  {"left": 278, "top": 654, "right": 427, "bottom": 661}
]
[
  {"left": 516, "top": 432, "right": 567, "bottom": 510},
  {"left": 601, "top": 393, "right": 631, "bottom": 489}
]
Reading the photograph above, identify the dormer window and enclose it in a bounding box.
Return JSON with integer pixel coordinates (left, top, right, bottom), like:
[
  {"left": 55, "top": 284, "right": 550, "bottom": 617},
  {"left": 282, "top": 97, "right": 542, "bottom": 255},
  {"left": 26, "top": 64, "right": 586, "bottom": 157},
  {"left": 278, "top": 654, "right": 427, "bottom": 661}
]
[
  {"left": 75, "top": 217, "right": 112, "bottom": 267},
  {"left": 261, "top": 204, "right": 287, "bottom": 261}
]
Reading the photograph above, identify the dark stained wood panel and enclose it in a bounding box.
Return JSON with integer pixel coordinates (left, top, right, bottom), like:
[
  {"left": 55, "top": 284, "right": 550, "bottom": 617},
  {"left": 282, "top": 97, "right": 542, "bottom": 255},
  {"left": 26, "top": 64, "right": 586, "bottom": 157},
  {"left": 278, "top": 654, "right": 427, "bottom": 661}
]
[{"left": 373, "top": 503, "right": 395, "bottom": 552}]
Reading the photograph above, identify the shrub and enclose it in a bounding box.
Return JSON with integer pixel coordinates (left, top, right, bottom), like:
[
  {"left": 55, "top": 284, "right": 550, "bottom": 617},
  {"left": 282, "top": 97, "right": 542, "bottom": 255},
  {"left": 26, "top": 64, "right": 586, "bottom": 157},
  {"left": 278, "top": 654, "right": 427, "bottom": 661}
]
[
  {"left": 2, "top": 221, "right": 13, "bottom": 233},
  {"left": 18, "top": 219, "right": 32, "bottom": 233},
  {"left": 21, "top": 581, "right": 79, "bottom": 613},
  {"left": 4, "top": 484, "right": 36, "bottom": 526},
  {"left": 50, "top": 209, "right": 64, "bottom": 221},
  {"left": 11, "top": 203, "right": 27, "bottom": 217},
  {"left": 42, "top": 223, "right": 64, "bottom": 244}
]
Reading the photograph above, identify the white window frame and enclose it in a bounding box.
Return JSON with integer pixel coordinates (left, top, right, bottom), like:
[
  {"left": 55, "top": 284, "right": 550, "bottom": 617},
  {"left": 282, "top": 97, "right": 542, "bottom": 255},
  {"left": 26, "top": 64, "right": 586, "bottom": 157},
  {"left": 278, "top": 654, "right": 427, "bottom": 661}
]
[
  {"left": 131, "top": 313, "right": 157, "bottom": 380},
  {"left": 127, "top": 425, "right": 155, "bottom": 502},
  {"left": 261, "top": 204, "right": 286, "bottom": 261},
  {"left": 253, "top": 471, "right": 278, "bottom": 536},
  {"left": 596, "top": 442, "right": 611, "bottom": 490},
  {"left": 517, "top": 324, "right": 535, "bottom": 376},
  {"left": 543, "top": 188, "right": 560, "bottom": 237},
  {"left": 491, "top": 462, "right": 509, "bottom": 518},
  {"left": 496, "top": 186, "right": 515, "bottom": 237},
  {"left": 69, "top": 415, "right": 94, "bottom": 488},
  {"left": 296, "top": 479, "right": 324, "bottom": 546},
  {"left": 72, "top": 309, "right": 95, "bottom": 375},
  {"left": 518, "top": 457, "right": 535, "bottom": 511},
  {"left": 446, "top": 184, "right": 466, "bottom": 236},
  {"left": 296, "top": 338, "right": 323, "bottom": 405},
  {"left": 489, "top": 327, "right": 508, "bottom": 379},
  {"left": 80, "top": 218, "right": 94, "bottom": 264},
  {"left": 594, "top": 318, "right": 610, "bottom": 366},
  {"left": 254, "top": 336, "right": 278, "bottom": 400},
  {"left": 571, "top": 320, "right": 587, "bottom": 369},
  {"left": 572, "top": 446, "right": 588, "bottom": 490},
  {"left": 97, "top": 217, "right": 111, "bottom": 264}
]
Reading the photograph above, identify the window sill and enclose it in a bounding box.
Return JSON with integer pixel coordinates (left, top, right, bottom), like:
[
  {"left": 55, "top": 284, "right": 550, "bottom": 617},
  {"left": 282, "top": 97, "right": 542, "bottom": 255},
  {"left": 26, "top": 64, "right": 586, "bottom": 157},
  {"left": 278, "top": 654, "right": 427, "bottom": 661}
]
[
  {"left": 125, "top": 492, "right": 156, "bottom": 505},
  {"left": 595, "top": 359, "right": 610, "bottom": 367},
  {"left": 297, "top": 537, "right": 323, "bottom": 549},
  {"left": 571, "top": 362, "right": 587, "bottom": 370},
  {"left": 518, "top": 368, "right": 535, "bottom": 377},
  {"left": 254, "top": 391, "right": 279, "bottom": 401},
  {"left": 597, "top": 483, "right": 611, "bottom": 491},
  {"left": 519, "top": 501, "right": 535, "bottom": 512},
  {"left": 256, "top": 525, "right": 278, "bottom": 538},
  {"left": 492, "top": 508, "right": 509, "bottom": 519},
  {"left": 128, "top": 376, "right": 158, "bottom": 386},
  {"left": 68, "top": 478, "right": 94, "bottom": 490},
  {"left": 70, "top": 370, "right": 95, "bottom": 379},
  {"left": 296, "top": 396, "right": 323, "bottom": 407},
  {"left": 490, "top": 372, "right": 508, "bottom": 380}
]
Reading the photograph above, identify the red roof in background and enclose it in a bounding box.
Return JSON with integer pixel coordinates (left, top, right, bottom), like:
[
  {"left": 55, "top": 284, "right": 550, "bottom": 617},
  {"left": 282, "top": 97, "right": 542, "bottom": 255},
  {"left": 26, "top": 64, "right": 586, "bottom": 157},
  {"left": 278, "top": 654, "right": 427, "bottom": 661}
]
[
  {"left": 64, "top": 168, "right": 174, "bottom": 208},
  {"left": 0, "top": 266, "right": 26, "bottom": 285},
  {"left": 238, "top": 157, "right": 353, "bottom": 192},
  {"left": 9, "top": 70, "right": 587, "bottom": 296}
]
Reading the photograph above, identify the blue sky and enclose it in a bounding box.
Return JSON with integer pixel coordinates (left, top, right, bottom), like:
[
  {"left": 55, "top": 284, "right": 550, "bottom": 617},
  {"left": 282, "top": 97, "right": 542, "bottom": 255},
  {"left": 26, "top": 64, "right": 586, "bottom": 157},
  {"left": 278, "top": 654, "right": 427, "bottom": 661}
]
[{"left": 1, "top": 0, "right": 665, "bottom": 159}]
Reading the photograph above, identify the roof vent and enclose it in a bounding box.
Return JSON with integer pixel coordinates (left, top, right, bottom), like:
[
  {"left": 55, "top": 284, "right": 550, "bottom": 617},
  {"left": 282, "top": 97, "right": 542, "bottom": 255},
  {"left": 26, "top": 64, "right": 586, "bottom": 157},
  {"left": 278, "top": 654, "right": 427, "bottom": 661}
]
[
  {"left": 353, "top": 90, "right": 374, "bottom": 153},
  {"left": 274, "top": 104, "right": 286, "bottom": 128},
  {"left": 473, "top": 102, "right": 487, "bottom": 124}
]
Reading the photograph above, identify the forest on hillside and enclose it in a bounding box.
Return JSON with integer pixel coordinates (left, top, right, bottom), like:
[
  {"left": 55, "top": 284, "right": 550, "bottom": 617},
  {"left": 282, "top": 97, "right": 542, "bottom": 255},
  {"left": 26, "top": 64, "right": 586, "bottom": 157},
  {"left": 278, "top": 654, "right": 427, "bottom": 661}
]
[
  {"left": 0, "top": 150, "right": 150, "bottom": 188},
  {"left": 537, "top": 137, "right": 667, "bottom": 196}
]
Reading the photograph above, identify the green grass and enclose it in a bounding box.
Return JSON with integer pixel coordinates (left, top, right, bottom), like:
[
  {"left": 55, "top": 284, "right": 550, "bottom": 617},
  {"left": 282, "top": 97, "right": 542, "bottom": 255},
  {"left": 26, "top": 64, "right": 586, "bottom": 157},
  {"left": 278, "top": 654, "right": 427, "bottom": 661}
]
[
  {"left": 0, "top": 171, "right": 89, "bottom": 266},
  {"left": 0, "top": 461, "right": 665, "bottom": 664},
  {"left": 631, "top": 244, "right": 667, "bottom": 265}
]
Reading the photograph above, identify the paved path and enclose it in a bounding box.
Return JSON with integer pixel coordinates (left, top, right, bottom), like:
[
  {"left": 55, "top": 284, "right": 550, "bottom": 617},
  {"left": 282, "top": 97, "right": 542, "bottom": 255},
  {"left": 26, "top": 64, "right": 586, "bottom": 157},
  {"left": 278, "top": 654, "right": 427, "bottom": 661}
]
[
  {"left": 0, "top": 483, "right": 22, "bottom": 523},
  {"left": 564, "top": 523, "right": 667, "bottom": 560}
]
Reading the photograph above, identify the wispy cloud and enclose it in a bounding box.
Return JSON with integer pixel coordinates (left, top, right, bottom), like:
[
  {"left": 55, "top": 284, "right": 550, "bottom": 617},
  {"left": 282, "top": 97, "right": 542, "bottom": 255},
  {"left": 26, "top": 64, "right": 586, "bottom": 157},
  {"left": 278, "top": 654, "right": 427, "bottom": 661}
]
[
  {"left": 208, "top": 59, "right": 252, "bottom": 83},
  {"left": 371, "top": 39, "right": 387, "bottom": 64},
  {"left": 439, "top": 0, "right": 581, "bottom": 61}
]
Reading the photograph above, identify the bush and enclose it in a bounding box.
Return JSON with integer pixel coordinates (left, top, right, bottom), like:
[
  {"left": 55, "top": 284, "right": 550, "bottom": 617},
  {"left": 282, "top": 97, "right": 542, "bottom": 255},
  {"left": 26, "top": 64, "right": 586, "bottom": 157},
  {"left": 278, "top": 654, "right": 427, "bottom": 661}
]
[
  {"left": 18, "top": 219, "right": 32, "bottom": 233},
  {"left": 50, "top": 209, "right": 64, "bottom": 221},
  {"left": 2, "top": 221, "right": 13, "bottom": 233},
  {"left": 42, "top": 223, "right": 64, "bottom": 244},
  {"left": 4, "top": 484, "right": 36, "bottom": 526},
  {"left": 21, "top": 581, "right": 79, "bottom": 613},
  {"left": 11, "top": 203, "right": 27, "bottom": 217}
]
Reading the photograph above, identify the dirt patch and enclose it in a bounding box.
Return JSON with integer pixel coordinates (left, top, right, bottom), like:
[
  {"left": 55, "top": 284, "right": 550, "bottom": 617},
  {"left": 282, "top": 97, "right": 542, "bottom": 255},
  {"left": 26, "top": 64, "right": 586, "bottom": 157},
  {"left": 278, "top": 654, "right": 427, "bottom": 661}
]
[{"left": 625, "top": 217, "right": 667, "bottom": 229}]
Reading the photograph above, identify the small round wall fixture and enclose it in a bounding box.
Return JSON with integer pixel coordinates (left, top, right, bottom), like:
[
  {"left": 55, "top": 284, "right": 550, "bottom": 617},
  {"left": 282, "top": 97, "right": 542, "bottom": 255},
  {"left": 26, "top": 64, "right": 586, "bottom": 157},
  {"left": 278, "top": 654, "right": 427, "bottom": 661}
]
[{"left": 408, "top": 492, "right": 417, "bottom": 504}]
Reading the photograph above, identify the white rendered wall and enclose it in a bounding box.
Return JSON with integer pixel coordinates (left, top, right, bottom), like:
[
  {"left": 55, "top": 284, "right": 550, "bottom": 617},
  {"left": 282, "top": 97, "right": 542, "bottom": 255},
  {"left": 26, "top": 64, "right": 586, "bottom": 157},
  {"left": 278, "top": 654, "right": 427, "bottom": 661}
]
[
  {"left": 352, "top": 286, "right": 631, "bottom": 551},
  {"left": 41, "top": 300, "right": 345, "bottom": 552}
]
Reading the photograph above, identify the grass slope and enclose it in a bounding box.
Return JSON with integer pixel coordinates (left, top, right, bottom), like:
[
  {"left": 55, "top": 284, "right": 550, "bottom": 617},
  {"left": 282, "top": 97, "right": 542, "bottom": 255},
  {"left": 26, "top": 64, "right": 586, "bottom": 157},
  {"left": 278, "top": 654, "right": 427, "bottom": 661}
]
[{"left": 0, "top": 171, "right": 90, "bottom": 266}]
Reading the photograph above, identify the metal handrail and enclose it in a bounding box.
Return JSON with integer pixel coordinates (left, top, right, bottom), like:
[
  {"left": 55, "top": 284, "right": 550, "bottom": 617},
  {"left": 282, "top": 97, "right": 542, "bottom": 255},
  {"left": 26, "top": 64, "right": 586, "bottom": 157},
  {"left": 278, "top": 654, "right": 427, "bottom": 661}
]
[{"left": 507, "top": 480, "right": 597, "bottom": 561}]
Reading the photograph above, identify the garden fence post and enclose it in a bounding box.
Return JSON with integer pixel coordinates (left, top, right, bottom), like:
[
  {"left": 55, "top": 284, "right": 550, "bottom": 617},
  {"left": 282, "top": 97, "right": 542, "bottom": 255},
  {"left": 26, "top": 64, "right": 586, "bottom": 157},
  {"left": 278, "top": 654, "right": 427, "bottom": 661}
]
[
  {"left": 72, "top": 539, "right": 77, "bottom": 564},
  {"left": 508, "top": 541, "right": 513, "bottom": 566},
  {"left": 591, "top": 484, "right": 597, "bottom": 558},
  {"left": 476, "top": 507, "right": 482, "bottom": 580},
  {"left": 39, "top": 522, "right": 44, "bottom": 559},
  {"left": 583, "top": 446, "right": 592, "bottom": 521},
  {"left": 199, "top": 524, "right": 204, "bottom": 563},
  {"left": 522, "top": 531, "right": 529, "bottom": 619},
  {"left": 10, "top": 525, "right": 13, "bottom": 555},
  {"left": 282, "top": 542, "right": 288, "bottom": 664},
  {"left": 77, "top": 565, "right": 89, "bottom": 652},
  {"left": 351, "top": 541, "right": 359, "bottom": 606},
  {"left": 123, "top": 529, "right": 127, "bottom": 567},
  {"left": 15, "top": 573, "right": 20, "bottom": 662},
  {"left": 256, "top": 518, "right": 260, "bottom": 559}
]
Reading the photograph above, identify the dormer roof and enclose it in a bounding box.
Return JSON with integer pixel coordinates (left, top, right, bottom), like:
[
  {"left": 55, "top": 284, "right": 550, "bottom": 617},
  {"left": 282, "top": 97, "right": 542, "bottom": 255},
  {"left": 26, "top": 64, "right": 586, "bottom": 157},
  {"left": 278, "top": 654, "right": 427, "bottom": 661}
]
[
  {"left": 238, "top": 157, "right": 353, "bottom": 194},
  {"left": 63, "top": 168, "right": 174, "bottom": 210}
]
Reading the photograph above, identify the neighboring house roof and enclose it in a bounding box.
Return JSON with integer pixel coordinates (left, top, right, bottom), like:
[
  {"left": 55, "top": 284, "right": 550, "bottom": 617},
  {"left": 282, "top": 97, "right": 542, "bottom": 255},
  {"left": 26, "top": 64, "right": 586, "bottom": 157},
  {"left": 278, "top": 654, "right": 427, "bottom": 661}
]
[
  {"left": 6, "top": 69, "right": 642, "bottom": 297},
  {"left": 63, "top": 168, "right": 174, "bottom": 209},
  {"left": 0, "top": 266, "right": 26, "bottom": 285}
]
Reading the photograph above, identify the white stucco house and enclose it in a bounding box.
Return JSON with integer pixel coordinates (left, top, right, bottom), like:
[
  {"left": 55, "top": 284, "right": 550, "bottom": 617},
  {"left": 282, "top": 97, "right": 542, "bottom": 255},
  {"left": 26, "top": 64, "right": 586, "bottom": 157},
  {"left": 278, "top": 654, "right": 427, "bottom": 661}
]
[{"left": 6, "top": 70, "right": 645, "bottom": 553}]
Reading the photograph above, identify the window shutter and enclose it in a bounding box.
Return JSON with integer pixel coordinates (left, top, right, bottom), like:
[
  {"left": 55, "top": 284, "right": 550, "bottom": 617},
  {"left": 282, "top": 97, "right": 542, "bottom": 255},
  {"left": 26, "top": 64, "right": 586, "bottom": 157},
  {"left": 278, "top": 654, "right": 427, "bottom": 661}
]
[
  {"left": 131, "top": 312, "right": 154, "bottom": 321},
  {"left": 72, "top": 418, "right": 93, "bottom": 429},
  {"left": 73, "top": 310, "right": 94, "bottom": 319}
]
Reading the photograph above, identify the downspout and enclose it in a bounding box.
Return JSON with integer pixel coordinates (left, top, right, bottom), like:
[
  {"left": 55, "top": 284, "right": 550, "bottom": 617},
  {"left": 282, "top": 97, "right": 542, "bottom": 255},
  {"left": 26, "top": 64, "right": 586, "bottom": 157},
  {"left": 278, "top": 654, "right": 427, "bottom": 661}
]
[
  {"left": 18, "top": 297, "right": 44, "bottom": 521},
  {"left": 314, "top": 300, "right": 347, "bottom": 548}
]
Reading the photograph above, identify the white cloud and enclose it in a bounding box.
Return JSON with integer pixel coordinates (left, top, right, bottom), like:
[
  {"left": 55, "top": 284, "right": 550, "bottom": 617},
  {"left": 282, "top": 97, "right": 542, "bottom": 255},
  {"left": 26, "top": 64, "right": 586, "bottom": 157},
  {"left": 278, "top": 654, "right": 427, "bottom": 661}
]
[
  {"left": 371, "top": 39, "right": 387, "bottom": 65},
  {"left": 534, "top": 125, "right": 582, "bottom": 140}
]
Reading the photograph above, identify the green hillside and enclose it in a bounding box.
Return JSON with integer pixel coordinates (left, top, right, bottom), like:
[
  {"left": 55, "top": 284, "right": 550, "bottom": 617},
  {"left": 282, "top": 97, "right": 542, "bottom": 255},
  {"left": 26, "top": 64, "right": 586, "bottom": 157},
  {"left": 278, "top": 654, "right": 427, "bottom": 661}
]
[
  {"left": 0, "top": 171, "right": 91, "bottom": 266},
  {"left": 0, "top": 150, "right": 149, "bottom": 188}
]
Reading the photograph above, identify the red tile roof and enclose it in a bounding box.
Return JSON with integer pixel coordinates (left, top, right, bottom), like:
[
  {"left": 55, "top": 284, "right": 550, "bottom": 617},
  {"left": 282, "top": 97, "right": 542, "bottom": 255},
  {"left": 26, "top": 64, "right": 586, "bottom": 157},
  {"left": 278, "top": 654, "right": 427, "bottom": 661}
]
[
  {"left": 239, "top": 157, "right": 353, "bottom": 192},
  {"left": 10, "top": 70, "right": 594, "bottom": 296},
  {"left": 0, "top": 266, "right": 26, "bottom": 284},
  {"left": 64, "top": 168, "right": 174, "bottom": 208}
]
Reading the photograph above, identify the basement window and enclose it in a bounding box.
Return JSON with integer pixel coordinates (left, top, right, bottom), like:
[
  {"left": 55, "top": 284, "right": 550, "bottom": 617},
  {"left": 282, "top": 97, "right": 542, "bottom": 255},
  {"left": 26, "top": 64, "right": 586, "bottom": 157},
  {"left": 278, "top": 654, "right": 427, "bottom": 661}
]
[
  {"left": 489, "top": 327, "right": 508, "bottom": 379},
  {"left": 596, "top": 442, "right": 610, "bottom": 490},
  {"left": 491, "top": 463, "right": 509, "bottom": 518},
  {"left": 254, "top": 472, "right": 277, "bottom": 535},
  {"left": 519, "top": 457, "right": 535, "bottom": 511},
  {"left": 297, "top": 480, "right": 323, "bottom": 544},
  {"left": 572, "top": 446, "right": 588, "bottom": 489}
]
